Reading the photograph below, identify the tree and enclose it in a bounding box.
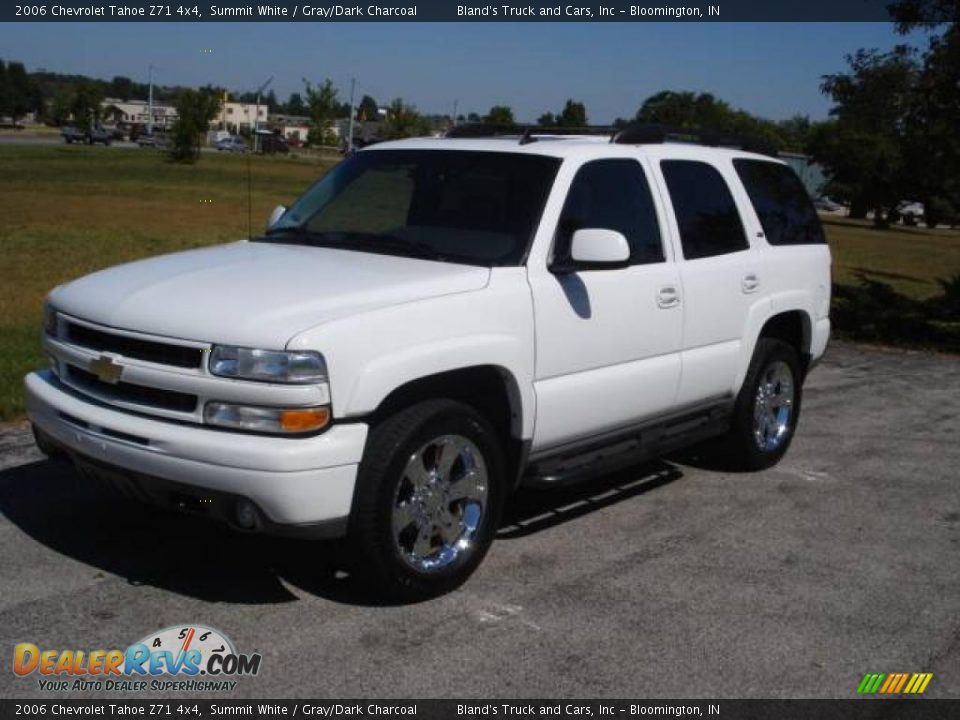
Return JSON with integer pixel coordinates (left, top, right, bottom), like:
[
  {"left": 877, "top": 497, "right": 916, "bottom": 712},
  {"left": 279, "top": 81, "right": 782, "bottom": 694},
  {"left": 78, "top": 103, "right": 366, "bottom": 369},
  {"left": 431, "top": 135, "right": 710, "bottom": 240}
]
[
  {"left": 776, "top": 115, "right": 814, "bottom": 153},
  {"left": 810, "top": 47, "right": 919, "bottom": 225},
  {"left": 285, "top": 92, "right": 306, "bottom": 116},
  {"left": 556, "top": 99, "right": 587, "bottom": 127},
  {"left": 108, "top": 76, "right": 135, "bottom": 101},
  {"left": 888, "top": 0, "right": 960, "bottom": 226},
  {"left": 484, "top": 105, "right": 515, "bottom": 126},
  {"left": 633, "top": 90, "right": 785, "bottom": 149},
  {"left": 6, "top": 61, "right": 34, "bottom": 125},
  {"left": 537, "top": 111, "right": 556, "bottom": 126},
  {"left": 265, "top": 89, "right": 278, "bottom": 112},
  {"left": 357, "top": 94, "right": 378, "bottom": 121},
  {"left": 381, "top": 98, "right": 430, "bottom": 139},
  {"left": 304, "top": 78, "right": 339, "bottom": 146},
  {"left": 167, "top": 88, "right": 220, "bottom": 163},
  {"left": 69, "top": 80, "right": 104, "bottom": 132},
  {"left": 49, "top": 90, "right": 71, "bottom": 127},
  {"left": 0, "top": 61, "right": 8, "bottom": 120}
]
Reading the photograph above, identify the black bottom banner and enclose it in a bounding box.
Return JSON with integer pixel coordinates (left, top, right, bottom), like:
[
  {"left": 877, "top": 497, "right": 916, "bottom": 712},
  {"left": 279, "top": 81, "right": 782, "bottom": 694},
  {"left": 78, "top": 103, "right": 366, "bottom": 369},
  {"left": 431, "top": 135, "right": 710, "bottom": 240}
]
[{"left": 1, "top": 700, "right": 958, "bottom": 720}]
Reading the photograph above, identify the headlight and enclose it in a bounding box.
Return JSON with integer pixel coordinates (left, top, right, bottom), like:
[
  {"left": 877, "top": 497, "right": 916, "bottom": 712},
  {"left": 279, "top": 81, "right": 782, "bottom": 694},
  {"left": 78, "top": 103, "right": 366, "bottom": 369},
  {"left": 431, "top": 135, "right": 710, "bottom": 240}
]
[
  {"left": 204, "top": 402, "right": 331, "bottom": 434},
  {"left": 43, "top": 303, "right": 59, "bottom": 338},
  {"left": 209, "top": 346, "right": 327, "bottom": 384}
]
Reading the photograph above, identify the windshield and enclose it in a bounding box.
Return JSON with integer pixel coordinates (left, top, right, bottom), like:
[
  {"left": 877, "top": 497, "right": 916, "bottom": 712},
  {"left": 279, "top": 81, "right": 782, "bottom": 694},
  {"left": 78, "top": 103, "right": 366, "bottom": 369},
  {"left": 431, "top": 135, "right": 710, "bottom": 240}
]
[{"left": 257, "top": 149, "right": 561, "bottom": 266}]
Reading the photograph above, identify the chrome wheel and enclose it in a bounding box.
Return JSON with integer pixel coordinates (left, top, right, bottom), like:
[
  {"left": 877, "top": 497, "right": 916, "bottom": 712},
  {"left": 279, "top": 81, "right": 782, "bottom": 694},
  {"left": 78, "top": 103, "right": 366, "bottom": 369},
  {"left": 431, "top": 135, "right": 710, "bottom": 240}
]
[
  {"left": 753, "top": 360, "right": 794, "bottom": 452},
  {"left": 391, "top": 434, "right": 489, "bottom": 573}
]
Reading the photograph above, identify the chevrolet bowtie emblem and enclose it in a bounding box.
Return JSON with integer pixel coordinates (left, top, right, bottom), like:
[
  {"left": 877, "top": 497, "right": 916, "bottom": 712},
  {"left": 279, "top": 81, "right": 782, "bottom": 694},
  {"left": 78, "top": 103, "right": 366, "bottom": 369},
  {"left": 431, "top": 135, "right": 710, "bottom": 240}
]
[{"left": 89, "top": 355, "right": 123, "bottom": 384}]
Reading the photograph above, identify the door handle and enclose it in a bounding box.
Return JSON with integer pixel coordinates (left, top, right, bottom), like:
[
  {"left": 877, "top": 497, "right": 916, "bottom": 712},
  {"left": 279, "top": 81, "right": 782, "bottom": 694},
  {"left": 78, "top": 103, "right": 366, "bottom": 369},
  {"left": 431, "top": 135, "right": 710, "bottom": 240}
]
[
  {"left": 741, "top": 273, "right": 760, "bottom": 294},
  {"left": 657, "top": 285, "right": 680, "bottom": 309}
]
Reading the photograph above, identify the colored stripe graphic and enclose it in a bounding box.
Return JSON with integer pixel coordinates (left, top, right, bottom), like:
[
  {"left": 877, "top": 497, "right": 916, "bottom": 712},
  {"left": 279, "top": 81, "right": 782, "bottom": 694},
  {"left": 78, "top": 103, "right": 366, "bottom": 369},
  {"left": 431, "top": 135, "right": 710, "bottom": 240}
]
[
  {"left": 858, "top": 672, "right": 932, "bottom": 694},
  {"left": 893, "top": 673, "right": 910, "bottom": 693}
]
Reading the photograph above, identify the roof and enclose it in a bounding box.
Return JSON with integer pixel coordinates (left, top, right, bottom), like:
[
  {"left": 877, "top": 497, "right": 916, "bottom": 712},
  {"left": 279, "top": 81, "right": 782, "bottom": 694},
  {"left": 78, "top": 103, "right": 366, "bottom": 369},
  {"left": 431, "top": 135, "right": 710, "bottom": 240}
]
[{"left": 362, "top": 135, "right": 785, "bottom": 165}]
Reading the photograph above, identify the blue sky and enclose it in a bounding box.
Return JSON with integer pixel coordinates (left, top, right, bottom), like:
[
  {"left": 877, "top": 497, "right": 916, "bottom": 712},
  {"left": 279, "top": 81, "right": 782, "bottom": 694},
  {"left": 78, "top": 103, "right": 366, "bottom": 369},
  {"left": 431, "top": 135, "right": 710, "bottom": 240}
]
[{"left": 0, "top": 22, "right": 920, "bottom": 123}]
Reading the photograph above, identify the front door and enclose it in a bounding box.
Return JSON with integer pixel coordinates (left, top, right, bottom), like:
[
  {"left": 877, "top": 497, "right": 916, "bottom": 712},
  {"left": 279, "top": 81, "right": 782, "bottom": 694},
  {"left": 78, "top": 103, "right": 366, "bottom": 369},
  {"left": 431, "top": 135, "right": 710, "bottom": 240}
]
[{"left": 528, "top": 158, "right": 684, "bottom": 452}]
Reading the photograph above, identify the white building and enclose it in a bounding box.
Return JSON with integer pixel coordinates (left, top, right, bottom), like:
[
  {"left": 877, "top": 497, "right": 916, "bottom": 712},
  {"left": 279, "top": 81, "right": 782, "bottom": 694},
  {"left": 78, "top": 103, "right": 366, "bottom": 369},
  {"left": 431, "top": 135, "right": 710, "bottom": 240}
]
[
  {"left": 268, "top": 113, "right": 312, "bottom": 143},
  {"left": 219, "top": 102, "right": 267, "bottom": 133},
  {"left": 102, "top": 98, "right": 178, "bottom": 129}
]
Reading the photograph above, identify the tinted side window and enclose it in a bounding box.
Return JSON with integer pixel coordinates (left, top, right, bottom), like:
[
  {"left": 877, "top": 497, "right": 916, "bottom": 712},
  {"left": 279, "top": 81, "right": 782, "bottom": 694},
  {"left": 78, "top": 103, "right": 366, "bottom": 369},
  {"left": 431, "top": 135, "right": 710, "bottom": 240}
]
[
  {"left": 661, "top": 160, "right": 748, "bottom": 260},
  {"left": 555, "top": 159, "right": 664, "bottom": 265},
  {"left": 733, "top": 159, "right": 826, "bottom": 245}
]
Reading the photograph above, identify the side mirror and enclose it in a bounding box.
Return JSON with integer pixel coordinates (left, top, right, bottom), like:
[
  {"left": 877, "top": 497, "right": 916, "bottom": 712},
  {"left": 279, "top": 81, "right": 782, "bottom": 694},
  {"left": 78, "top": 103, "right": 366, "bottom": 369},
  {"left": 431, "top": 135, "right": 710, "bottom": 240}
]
[
  {"left": 267, "top": 205, "right": 286, "bottom": 230},
  {"left": 552, "top": 228, "right": 630, "bottom": 272}
]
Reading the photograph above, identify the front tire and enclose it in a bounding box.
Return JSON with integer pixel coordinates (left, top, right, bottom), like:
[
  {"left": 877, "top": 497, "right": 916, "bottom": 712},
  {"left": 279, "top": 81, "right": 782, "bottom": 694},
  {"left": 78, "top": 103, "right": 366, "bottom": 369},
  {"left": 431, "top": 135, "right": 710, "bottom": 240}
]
[
  {"left": 725, "top": 339, "right": 803, "bottom": 471},
  {"left": 349, "top": 399, "right": 505, "bottom": 600}
]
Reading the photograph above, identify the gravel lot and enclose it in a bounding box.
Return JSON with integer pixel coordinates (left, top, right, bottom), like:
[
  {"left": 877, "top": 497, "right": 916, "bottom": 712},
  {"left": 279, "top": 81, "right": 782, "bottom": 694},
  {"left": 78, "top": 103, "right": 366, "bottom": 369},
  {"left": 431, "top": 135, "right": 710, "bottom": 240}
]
[{"left": 1, "top": 340, "right": 957, "bottom": 699}]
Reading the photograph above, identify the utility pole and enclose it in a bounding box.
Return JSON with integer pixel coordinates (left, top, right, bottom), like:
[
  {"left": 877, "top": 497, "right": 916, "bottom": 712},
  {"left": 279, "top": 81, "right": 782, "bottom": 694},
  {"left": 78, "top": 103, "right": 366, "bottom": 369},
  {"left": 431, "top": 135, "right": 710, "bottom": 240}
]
[
  {"left": 253, "top": 75, "right": 273, "bottom": 153},
  {"left": 347, "top": 77, "right": 356, "bottom": 153},
  {"left": 452, "top": 99, "right": 458, "bottom": 127},
  {"left": 147, "top": 64, "right": 155, "bottom": 136}
]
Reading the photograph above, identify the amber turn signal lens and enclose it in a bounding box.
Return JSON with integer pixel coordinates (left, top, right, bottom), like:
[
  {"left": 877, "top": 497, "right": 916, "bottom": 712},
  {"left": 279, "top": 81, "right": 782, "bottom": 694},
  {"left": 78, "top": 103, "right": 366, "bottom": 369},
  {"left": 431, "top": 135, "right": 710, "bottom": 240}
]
[{"left": 279, "top": 407, "right": 331, "bottom": 433}]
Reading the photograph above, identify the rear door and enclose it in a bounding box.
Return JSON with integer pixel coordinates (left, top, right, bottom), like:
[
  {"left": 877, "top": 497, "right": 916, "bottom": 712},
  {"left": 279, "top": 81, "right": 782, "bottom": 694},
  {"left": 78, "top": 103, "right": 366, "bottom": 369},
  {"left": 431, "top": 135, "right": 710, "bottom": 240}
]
[
  {"left": 655, "top": 158, "right": 764, "bottom": 405},
  {"left": 528, "top": 157, "right": 683, "bottom": 451}
]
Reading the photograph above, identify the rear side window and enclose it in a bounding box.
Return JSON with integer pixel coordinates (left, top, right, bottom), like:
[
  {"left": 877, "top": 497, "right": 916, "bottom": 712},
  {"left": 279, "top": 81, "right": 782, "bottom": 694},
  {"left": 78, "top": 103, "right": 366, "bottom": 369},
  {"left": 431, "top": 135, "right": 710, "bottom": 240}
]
[
  {"left": 733, "top": 159, "right": 826, "bottom": 245},
  {"left": 555, "top": 159, "right": 664, "bottom": 265},
  {"left": 661, "top": 160, "right": 748, "bottom": 260}
]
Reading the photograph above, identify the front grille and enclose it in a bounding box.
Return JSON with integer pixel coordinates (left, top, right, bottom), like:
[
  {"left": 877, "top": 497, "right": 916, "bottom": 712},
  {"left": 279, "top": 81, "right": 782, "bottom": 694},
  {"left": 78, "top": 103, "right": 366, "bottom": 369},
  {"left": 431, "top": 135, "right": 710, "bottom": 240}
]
[
  {"left": 66, "top": 365, "right": 198, "bottom": 413},
  {"left": 65, "top": 322, "right": 203, "bottom": 369}
]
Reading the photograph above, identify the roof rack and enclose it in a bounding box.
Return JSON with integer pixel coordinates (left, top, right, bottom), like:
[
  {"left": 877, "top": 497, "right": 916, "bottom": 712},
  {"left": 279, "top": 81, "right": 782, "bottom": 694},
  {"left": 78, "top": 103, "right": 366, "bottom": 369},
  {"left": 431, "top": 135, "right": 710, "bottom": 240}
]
[
  {"left": 444, "top": 122, "right": 779, "bottom": 157},
  {"left": 445, "top": 123, "right": 615, "bottom": 144},
  {"left": 611, "top": 123, "right": 778, "bottom": 157}
]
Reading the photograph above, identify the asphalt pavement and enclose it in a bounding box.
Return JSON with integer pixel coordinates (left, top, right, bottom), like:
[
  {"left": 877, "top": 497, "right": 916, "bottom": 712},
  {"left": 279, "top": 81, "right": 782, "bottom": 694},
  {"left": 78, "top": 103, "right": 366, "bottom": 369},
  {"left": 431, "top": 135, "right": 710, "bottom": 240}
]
[{"left": 0, "top": 340, "right": 957, "bottom": 699}]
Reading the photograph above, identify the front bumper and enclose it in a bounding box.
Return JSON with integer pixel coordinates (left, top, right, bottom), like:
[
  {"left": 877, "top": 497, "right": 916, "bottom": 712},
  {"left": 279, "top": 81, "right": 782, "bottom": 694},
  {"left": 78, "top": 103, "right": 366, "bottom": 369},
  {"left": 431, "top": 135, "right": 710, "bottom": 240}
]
[{"left": 25, "top": 370, "right": 368, "bottom": 538}]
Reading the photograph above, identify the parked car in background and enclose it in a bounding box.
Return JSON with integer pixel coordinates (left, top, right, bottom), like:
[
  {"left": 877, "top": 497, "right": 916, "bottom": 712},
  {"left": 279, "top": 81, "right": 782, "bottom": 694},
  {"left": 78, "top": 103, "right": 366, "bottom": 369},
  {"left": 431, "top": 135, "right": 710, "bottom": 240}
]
[
  {"left": 895, "top": 200, "right": 925, "bottom": 226},
  {"left": 216, "top": 136, "right": 248, "bottom": 153},
  {"left": 136, "top": 134, "right": 167, "bottom": 149},
  {"left": 61, "top": 126, "right": 112, "bottom": 146},
  {"left": 814, "top": 196, "right": 843, "bottom": 213},
  {"left": 86, "top": 127, "right": 113, "bottom": 146},
  {"left": 255, "top": 131, "right": 289, "bottom": 155},
  {"left": 61, "top": 127, "right": 85, "bottom": 144}
]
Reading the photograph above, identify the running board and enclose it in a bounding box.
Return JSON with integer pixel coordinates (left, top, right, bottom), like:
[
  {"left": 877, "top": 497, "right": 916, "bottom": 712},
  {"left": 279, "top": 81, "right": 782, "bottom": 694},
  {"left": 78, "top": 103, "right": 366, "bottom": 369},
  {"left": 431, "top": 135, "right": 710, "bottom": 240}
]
[{"left": 522, "top": 402, "right": 731, "bottom": 488}]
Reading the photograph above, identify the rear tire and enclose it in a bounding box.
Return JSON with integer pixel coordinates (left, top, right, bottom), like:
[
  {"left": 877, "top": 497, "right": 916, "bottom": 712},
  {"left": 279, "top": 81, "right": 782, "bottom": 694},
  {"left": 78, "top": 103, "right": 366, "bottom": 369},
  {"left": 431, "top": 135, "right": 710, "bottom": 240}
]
[
  {"left": 348, "top": 399, "right": 505, "bottom": 600},
  {"left": 725, "top": 339, "right": 803, "bottom": 471}
]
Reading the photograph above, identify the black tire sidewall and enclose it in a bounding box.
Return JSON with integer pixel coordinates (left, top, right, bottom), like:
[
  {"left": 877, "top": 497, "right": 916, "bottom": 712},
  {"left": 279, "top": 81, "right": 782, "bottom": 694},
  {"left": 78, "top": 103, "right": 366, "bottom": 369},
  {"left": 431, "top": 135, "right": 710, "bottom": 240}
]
[{"left": 352, "top": 400, "right": 505, "bottom": 598}]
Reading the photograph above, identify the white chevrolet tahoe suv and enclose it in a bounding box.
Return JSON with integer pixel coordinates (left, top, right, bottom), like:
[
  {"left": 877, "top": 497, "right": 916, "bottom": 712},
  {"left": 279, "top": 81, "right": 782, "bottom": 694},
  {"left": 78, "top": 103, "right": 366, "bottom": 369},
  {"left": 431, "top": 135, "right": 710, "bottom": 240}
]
[{"left": 26, "top": 126, "right": 831, "bottom": 598}]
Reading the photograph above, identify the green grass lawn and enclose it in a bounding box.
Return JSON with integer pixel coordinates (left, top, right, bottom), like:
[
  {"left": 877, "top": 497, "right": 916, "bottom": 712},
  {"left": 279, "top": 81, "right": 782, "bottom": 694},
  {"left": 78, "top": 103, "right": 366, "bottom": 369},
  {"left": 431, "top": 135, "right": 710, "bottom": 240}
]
[
  {"left": 824, "top": 216, "right": 960, "bottom": 300},
  {"left": 0, "top": 144, "right": 333, "bottom": 420},
  {"left": 1, "top": 145, "right": 958, "bottom": 421}
]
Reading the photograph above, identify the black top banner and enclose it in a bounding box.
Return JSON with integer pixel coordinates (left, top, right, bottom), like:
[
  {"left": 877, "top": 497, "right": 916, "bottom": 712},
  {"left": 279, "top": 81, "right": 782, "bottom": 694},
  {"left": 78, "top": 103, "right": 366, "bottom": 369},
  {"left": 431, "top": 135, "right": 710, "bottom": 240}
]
[{"left": 5, "top": 0, "right": 900, "bottom": 22}]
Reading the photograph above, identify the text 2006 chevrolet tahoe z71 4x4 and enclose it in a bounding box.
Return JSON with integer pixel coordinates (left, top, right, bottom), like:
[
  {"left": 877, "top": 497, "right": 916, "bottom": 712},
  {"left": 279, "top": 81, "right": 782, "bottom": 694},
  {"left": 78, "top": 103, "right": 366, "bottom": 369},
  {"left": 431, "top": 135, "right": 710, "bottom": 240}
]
[{"left": 27, "top": 127, "right": 831, "bottom": 598}]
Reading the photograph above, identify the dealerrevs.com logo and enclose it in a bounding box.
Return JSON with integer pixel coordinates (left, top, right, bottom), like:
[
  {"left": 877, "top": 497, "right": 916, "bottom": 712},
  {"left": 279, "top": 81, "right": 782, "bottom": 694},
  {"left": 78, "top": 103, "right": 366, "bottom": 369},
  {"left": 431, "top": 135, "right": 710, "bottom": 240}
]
[{"left": 13, "top": 625, "right": 262, "bottom": 693}]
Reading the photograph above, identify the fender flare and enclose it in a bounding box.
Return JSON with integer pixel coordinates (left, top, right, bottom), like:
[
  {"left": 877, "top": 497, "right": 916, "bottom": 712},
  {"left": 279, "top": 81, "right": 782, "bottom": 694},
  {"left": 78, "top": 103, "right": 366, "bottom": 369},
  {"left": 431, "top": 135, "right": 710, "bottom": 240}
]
[{"left": 339, "top": 334, "right": 534, "bottom": 439}]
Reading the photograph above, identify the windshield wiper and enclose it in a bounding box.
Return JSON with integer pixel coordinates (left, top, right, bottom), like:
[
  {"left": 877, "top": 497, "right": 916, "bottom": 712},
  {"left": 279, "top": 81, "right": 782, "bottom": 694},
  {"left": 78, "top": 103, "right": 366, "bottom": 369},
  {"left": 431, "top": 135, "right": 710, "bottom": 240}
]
[
  {"left": 343, "top": 233, "right": 455, "bottom": 262},
  {"left": 261, "top": 229, "right": 461, "bottom": 263}
]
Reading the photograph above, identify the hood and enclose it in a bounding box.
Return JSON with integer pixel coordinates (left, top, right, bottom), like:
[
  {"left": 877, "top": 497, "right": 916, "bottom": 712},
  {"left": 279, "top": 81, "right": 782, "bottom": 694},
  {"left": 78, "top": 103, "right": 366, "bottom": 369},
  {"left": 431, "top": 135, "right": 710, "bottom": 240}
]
[{"left": 52, "top": 241, "right": 490, "bottom": 348}]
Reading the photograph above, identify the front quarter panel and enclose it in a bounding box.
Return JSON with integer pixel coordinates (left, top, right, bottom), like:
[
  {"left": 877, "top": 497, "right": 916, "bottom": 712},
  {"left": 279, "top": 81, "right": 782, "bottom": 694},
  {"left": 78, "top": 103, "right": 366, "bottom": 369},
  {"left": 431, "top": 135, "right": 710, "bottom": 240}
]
[{"left": 286, "top": 268, "right": 536, "bottom": 439}]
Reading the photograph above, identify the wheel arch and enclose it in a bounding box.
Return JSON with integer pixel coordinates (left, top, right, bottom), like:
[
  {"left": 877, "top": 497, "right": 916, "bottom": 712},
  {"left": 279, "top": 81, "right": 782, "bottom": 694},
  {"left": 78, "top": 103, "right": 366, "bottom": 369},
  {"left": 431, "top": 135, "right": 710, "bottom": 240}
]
[
  {"left": 736, "top": 306, "right": 814, "bottom": 393},
  {"left": 348, "top": 361, "right": 532, "bottom": 493}
]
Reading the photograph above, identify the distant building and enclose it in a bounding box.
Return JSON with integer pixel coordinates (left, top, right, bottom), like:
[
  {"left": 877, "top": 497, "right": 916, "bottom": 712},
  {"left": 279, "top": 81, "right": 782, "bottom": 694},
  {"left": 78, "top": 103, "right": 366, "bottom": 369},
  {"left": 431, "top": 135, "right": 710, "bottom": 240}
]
[
  {"left": 268, "top": 113, "right": 311, "bottom": 143},
  {"left": 218, "top": 102, "right": 267, "bottom": 133},
  {"left": 102, "top": 98, "right": 178, "bottom": 129},
  {"left": 780, "top": 152, "right": 828, "bottom": 197}
]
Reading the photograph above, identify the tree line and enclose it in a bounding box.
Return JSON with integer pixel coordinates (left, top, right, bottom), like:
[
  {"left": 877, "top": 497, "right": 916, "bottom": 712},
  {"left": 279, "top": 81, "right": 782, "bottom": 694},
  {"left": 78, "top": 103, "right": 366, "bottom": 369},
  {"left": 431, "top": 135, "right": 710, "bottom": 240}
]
[{"left": 2, "top": 0, "right": 956, "bottom": 213}]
